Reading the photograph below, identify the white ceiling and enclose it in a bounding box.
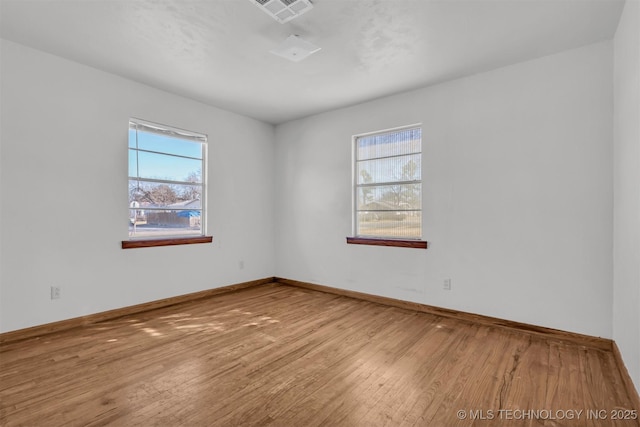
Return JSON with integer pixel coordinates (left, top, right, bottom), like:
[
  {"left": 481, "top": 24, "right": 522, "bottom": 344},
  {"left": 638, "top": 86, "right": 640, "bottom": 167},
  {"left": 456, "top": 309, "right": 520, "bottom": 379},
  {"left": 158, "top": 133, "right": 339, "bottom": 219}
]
[{"left": 0, "top": 0, "right": 625, "bottom": 124}]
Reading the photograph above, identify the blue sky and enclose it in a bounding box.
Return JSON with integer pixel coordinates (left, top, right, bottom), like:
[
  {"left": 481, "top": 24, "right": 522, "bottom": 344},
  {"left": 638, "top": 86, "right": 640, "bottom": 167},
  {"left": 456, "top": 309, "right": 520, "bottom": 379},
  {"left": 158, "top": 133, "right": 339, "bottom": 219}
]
[{"left": 129, "top": 129, "right": 203, "bottom": 182}]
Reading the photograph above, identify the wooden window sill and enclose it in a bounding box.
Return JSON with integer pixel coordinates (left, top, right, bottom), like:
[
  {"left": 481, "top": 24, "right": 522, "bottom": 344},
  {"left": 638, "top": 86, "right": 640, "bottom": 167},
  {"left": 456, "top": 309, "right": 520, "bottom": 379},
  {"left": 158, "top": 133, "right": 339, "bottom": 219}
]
[
  {"left": 346, "top": 237, "right": 428, "bottom": 249},
  {"left": 122, "top": 236, "right": 213, "bottom": 249}
]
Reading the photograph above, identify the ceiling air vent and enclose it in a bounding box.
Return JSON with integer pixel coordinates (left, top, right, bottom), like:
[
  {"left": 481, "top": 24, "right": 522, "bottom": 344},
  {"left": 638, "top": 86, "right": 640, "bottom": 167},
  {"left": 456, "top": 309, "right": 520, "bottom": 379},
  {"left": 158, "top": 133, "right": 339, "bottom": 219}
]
[{"left": 249, "top": 0, "right": 314, "bottom": 24}]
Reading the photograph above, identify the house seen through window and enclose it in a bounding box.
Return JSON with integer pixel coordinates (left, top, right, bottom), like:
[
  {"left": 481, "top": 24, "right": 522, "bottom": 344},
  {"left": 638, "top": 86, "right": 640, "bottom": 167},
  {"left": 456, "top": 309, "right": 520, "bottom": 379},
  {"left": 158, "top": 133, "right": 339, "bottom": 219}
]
[
  {"left": 128, "top": 118, "right": 207, "bottom": 240},
  {"left": 354, "top": 125, "right": 422, "bottom": 240}
]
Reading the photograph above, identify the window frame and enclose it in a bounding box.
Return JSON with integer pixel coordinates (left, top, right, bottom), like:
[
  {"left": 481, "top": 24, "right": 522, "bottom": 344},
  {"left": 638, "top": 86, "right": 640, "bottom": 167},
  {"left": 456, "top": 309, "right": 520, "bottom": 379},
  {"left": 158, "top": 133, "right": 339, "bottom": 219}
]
[
  {"left": 122, "top": 118, "right": 212, "bottom": 249},
  {"left": 349, "top": 124, "right": 427, "bottom": 249}
]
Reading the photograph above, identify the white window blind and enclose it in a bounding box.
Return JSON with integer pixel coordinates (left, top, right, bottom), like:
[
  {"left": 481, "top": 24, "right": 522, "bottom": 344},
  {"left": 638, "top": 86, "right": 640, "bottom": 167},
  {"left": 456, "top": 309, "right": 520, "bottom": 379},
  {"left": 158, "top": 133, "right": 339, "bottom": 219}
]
[{"left": 354, "top": 126, "right": 422, "bottom": 239}]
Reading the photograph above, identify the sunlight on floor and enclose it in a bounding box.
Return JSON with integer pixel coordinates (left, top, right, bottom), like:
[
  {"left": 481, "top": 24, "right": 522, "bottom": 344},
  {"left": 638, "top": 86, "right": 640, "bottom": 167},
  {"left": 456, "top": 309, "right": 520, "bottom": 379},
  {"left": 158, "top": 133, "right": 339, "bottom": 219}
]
[{"left": 142, "top": 327, "right": 162, "bottom": 337}]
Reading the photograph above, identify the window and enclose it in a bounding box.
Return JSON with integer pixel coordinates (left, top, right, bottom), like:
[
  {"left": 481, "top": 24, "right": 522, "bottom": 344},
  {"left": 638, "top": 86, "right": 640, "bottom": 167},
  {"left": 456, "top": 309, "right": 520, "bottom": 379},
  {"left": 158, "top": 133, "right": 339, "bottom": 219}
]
[
  {"left": 349, "top": 125, "right": 426, "bottom": 248},
  {"left": 124, "top": 118, "right": 211, "bottom": 248}
]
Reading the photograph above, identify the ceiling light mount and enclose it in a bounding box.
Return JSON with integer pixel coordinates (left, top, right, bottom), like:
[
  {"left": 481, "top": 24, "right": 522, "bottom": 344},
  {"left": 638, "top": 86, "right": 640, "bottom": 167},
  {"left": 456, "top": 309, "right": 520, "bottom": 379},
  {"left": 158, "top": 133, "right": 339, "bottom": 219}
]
[
  {"left": 249, "top": 0, "right": 314, "bottom": 24},
  {"left": 270, "top": 35, "right": 321, "bottom": 62}
]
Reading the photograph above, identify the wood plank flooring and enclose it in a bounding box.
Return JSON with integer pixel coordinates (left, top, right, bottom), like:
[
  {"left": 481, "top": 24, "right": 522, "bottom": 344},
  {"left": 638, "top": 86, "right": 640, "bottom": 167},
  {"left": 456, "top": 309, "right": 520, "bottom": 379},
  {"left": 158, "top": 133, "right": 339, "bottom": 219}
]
[{"left": 1, "top": 283, "right": 638, "bottom": 426}]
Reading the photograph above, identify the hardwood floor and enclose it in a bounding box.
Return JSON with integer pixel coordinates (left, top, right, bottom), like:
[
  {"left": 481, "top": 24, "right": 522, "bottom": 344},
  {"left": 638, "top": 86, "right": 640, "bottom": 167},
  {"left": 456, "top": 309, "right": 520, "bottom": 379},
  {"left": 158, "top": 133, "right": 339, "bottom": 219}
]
[{"left": 1, "top": 283, "right": 638, "bottom": 426}]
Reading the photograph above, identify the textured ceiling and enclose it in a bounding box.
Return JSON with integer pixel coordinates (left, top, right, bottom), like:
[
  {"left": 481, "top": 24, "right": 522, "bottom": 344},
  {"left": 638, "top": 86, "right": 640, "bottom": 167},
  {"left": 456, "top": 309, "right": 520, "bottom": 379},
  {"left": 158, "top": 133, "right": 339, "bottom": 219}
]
[{"left": 0, "top": 0, "right": 625, "bottom": 124}]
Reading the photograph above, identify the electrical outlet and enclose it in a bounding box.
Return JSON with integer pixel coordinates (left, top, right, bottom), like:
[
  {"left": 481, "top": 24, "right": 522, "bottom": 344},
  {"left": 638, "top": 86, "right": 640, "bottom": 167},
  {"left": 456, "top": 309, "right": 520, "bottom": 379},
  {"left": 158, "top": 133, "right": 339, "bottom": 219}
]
[
  {"left": 239, "top": 260, "right": 244, "bottom": 270},
  {"left": 443, "top": 278, "right": 451, "bottom": 291},
  {"left": 51, "top": 286, "right": 61, "bottom": 300}
]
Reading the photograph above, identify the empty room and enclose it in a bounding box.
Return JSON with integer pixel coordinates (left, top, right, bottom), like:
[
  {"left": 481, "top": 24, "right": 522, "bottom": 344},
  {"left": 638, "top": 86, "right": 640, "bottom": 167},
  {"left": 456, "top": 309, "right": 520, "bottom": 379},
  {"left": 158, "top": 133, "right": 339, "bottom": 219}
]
[{"left": 1, "top": 0, "right": 639, "bottom": 425}]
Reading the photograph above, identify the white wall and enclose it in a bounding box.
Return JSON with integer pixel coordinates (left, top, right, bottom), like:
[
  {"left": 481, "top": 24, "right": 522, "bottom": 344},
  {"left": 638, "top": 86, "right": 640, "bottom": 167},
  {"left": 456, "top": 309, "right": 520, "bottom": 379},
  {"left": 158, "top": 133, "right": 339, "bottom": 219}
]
[
  {"left": 0, "top": 39, "right": 276, "bottom": 333},
  {"left": 613, "top": 0, "right": 640, "bottom": 392},
  {"left": 275, "top": 42, "right": 614, "bottom": 338}
]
